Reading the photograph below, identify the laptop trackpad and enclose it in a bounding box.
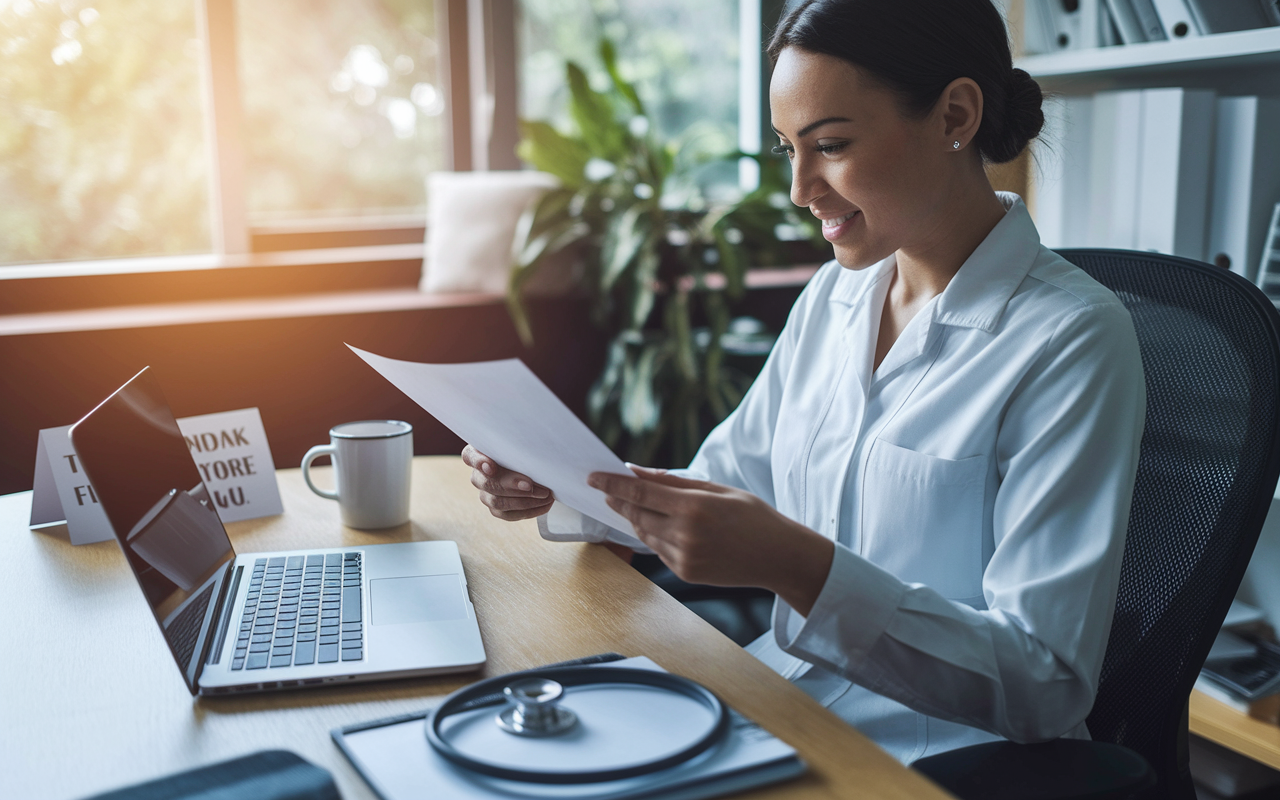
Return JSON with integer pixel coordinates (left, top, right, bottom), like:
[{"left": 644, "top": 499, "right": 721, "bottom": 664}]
[{"left": 370, "top": 575, "right": 467, "bottom": 625}]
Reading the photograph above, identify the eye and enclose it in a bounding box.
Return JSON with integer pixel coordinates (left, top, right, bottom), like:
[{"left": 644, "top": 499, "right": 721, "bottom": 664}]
[
  {"left": 815, "top": 142, "right": 848, "bottom": 156},
  {"left": 771, "top": 143, "right": 795, "bottom": 160}
]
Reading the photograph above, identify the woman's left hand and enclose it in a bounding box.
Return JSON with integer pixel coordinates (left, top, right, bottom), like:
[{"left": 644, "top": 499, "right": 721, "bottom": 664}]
[{"left": 588, "top": 466, "right": 835, "bottom": 616}]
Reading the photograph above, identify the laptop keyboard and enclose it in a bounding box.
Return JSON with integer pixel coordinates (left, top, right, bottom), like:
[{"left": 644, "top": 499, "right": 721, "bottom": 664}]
[
  {"left": 165, "top": 580, "right": 216, "bottom": 668},
  {"left": 231, "top": 552, "right": 364, "bottom": 670}
]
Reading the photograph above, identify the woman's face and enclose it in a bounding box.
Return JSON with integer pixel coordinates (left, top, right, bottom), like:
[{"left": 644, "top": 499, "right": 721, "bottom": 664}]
[{"left": 769, "top": 47, "right": 953, "bottom": 270}]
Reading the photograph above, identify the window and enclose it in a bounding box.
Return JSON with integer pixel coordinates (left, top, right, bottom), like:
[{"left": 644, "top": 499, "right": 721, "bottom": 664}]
[
  {"left": 1, "top": 0, "right": 451, "bottom": 269},
  {"left": 1, "top": 0, "right": 767, "bottom": 272},
  {"left": 237, "top": 0, "right": 446, "bottom": 222},
  {"left": 518, "top": 0, "right": 744, "bottom": 199},
  {"left": 0, "top": 0, "right": 212, "bottom": 264}
]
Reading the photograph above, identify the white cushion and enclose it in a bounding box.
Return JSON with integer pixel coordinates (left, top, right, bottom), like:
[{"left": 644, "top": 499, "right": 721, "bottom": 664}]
[{"left": 421, "top": 171, "right": 560, "bottom": 294}]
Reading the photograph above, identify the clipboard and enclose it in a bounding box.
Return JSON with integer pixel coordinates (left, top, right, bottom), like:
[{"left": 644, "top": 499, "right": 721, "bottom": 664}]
[{"left": 331, "top": 655, "right": 806, "bottom": 800}]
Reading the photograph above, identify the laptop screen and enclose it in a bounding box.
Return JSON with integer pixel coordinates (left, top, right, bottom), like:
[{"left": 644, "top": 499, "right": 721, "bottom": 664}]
[{"left": 69, "top": 367, "right": 235, "bottom": 693}]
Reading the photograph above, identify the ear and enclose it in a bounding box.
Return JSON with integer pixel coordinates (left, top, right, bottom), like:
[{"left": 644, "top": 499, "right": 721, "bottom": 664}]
[{"left": 936, "top": 77, "right": 984, "bottom": 153}]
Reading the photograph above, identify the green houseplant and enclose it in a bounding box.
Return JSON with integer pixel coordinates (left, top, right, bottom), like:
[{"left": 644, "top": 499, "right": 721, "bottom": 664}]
[{"left": 508, "top": 38, "right": 826, "bottom": 467}]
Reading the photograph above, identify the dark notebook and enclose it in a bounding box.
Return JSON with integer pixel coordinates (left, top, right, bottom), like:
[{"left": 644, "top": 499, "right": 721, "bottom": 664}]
[{"left": 84, "top": 750, "right": 339, "bottom": 800}]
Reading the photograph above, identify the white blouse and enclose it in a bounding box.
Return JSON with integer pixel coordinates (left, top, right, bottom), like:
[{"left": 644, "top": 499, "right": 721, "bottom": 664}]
[{"left": 538, "top": 194, "right": 1146, "bottom": 763}]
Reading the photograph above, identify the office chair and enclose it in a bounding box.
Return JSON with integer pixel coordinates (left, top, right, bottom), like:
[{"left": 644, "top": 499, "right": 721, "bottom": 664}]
[{"left": 914, "top": 249, "right": 1280, "bottom": 800}]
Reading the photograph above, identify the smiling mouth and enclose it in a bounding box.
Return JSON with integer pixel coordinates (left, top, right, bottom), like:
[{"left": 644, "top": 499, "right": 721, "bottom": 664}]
[{"left": 818, "top": 210, "right": 860, "bottom": 241}]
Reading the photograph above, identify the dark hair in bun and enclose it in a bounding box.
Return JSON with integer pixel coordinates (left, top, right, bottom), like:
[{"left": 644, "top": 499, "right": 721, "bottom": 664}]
[{"left": 768, "top": 0, "right": 1044, "bottom": 165}]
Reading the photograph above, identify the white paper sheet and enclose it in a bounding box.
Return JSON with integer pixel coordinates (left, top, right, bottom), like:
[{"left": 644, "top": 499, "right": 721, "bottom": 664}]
[{"left": 348, "top": 345, "right": 635, "bottom": 536}]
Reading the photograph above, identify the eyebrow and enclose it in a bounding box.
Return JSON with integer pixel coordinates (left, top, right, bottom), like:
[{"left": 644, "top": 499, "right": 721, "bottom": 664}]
[{"left": 772, "top": 116, "right": 853, "bottom": 139}]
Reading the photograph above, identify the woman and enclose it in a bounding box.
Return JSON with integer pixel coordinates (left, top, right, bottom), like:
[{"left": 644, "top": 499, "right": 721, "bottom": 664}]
[{"left": 463, "top": 0, "right": 1146, "bottom": 764}]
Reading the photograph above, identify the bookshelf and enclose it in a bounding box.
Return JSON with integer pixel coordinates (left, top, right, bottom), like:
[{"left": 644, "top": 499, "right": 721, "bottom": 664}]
[
  {"left": 1014, "top": 19, "right": 1280, "bottom": 282},
  {"left": 1018, "top": 26, "right": 1280, "bottom": 91}
]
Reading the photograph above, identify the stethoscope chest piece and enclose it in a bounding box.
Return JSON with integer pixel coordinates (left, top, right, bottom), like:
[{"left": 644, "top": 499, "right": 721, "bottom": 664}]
[{"left": 495, "top": 677, "right": 579, "bottom": 737}]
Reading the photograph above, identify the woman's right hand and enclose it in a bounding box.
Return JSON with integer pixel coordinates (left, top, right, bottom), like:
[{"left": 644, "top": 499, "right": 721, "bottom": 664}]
[{"left": 461, "top": 444, "right": 554, "bottom": 521}]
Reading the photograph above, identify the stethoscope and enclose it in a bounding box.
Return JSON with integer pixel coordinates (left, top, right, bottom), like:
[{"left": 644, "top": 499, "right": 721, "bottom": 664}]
[{"left": 424, "top": 665, "right": 729, "bottom": 784}]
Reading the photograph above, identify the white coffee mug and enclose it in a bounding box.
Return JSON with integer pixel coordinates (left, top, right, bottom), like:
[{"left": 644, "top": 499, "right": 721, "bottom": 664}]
[{"left": 301, "top": 420, "right": 413, "bottom": 529}]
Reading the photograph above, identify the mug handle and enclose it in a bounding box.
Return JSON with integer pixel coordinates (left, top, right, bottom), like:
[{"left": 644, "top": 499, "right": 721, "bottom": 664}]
[{"left": 301, "top": 445, "right": 339, "bottom": 500}]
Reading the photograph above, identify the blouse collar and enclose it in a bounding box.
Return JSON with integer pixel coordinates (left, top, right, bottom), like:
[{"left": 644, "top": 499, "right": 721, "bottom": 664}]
[
  {"left": 827, "top": 192, "right": 1041, "bottom": 335},
  {"left": 932, "top": 192, "right": 1041, "bottom": 333}
]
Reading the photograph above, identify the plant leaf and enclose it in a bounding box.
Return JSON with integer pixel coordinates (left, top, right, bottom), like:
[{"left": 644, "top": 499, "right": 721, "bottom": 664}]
[
  {"left": 510, "top": 188, "right": 574, "bottom": 267},
  {"left": 713, "top": 225, "right": 746, "bottom": 299},
  {"left": 620, "top": 341, "right": 663, "bottom": 435},
  {"left": 566, "top": 62, "right": 624, "bottom": 159},
  {"left": 507, "top": 212, "right": 590, "bottom": 346},
  {"left": 515, "top": 214, "right": 587, "bottom": 271},
  {"left": 600, "top": 203, "right": 650, "bottom": 292},
  {"left": 588, "top": 337, "right": 628, "bottom": 427},
  {"left": 516, "top": 121, "right": 590, "bottom": 187},
  {"left": 528, "top": 186, "right": 578, "bottom": 238},
  {"left": 599, "top": 38, "right": 644, "bottom": 116},
  {"left": 667, "top": 290, "right": 696, "bottom": 381},
  {"left": 628, "top": 243, "right": 660, "bottom": 329}
]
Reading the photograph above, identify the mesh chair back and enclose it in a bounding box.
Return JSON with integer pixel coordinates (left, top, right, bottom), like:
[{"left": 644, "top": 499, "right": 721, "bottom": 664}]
[{"left": 1058, "top": 249, "right": 1280, "bottom": 799}]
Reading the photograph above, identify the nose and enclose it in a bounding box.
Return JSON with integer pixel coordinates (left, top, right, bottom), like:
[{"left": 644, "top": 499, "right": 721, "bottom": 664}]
[{"left": 789, "top": 152, "right": 825, "bottom": 210}]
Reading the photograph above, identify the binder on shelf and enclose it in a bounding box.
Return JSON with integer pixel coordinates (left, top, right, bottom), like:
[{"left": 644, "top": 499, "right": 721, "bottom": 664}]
[
  {"left": 1025, "top": 0, "right": 1104, "bottom": 53},
  {"left": 1100, "top": 3, "right": 1123, "bottom": 45},
  {"left": 1151, "top": 0, "right": 1201, "bottom": 38},
  {"left": 1105, "top": 0, "right": 1150, "bottom": 43},
  {"left": 1036, "top": 95, "right": 1096, "bottom": 248},
  {"left": 1130, "top": 0, "right": 1170, "bottom": 40},
  {"left": 1134, "top": 88, "right": 1215, "bottom": 259},
  {"left": 1023, "top": 0, "right": 1058, "bottom": 53},
  {"left": 1184, "top": 0, "right": 1280, "bottom": 34},
  {"left": 1080, "top": 88, "right": 1214, "bottom": 257},
  {"left": 1208, "top": 96, "right": 1280, "bottom": 279},
  {"left": 1088, "top": 90, "right": 1144, "bottom": 249}
]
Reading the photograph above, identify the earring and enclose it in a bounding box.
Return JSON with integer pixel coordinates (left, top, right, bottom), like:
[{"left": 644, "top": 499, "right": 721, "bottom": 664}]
[{"left": 953, "top": 141, "right": 961, "bottom": 150}]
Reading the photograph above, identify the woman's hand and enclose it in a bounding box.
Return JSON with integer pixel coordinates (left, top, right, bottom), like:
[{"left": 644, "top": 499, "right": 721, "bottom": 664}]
[
  {"left": 589, "top": 466, "right": 834, "bottom": 616},
  {"left": 462, "top": 445, "right": 554, "bottom": 521}
]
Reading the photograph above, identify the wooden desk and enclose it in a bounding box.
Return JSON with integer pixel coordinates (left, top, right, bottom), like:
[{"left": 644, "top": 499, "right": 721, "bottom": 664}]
[
  {"left": 0, "top": 456, "right": 948, "bottom": 800},
  {"left": 1191, "top": 688, "right": 1280, "bottom": 771}
]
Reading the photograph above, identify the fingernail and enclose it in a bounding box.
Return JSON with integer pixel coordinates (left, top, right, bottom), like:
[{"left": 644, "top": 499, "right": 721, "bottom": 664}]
[
  {"left": 517, "top": 480, "right": 531, "bottom": 492},
  {"left": 481, "top": 462, "right": 492, "bottom": 475}
]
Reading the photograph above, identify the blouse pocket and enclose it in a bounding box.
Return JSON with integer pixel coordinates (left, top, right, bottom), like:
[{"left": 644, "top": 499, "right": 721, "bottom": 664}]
[{"left": 860, "top": 439, "right": 988, "bottom": 602}]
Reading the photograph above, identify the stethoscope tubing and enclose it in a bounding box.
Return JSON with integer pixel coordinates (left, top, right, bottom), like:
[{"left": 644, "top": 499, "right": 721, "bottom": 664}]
[{"left": 424, "top": 666, "right": 730, "bottom": 784}]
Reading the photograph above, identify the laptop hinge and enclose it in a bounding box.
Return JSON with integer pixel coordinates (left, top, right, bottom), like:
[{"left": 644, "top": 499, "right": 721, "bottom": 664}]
[{"left": 204, "top": 562, "right": 240, "bottom": 668}]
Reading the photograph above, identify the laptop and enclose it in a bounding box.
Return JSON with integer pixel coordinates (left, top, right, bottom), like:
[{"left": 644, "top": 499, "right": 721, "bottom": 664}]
[{"left": 68, "top": 367, "right": 486, "bottom": 695}]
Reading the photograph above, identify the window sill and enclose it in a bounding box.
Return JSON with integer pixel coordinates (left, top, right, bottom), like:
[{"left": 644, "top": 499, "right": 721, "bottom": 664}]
[
  {"left": 0, "top": 286, "right": 503, "bottom": 337},
  {"left": 0, "top": 256, "right": 821, "bottom": 337},
  {"left": 0, "top": 244, "right": 427, "bottom": 315},
  {"left": 0, "top": 242, "right": 426, "bottom": 279}
]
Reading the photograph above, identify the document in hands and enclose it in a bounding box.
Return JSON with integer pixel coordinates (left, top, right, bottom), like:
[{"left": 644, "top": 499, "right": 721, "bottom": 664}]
[{"left": 348, "top": 345, "right": 635, "bottom": 535}]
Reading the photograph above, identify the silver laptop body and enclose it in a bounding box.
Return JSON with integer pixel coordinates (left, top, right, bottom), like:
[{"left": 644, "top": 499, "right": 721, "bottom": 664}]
[{"left": 69, "top": 367, "right": 486, "bottom": 695}]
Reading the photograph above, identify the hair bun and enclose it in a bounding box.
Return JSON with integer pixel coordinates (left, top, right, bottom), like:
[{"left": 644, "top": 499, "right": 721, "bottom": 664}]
[{"left": 983, "top": 68, "right": 1045, "bottom": 164}]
